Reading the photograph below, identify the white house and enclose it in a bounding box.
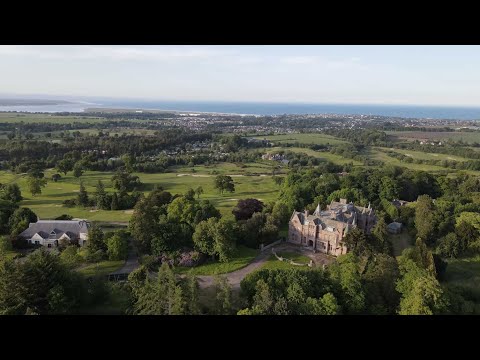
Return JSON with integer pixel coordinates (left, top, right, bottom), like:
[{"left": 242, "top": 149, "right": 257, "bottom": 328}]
[{"left": 19, "top": 220, "right": 89, "bottom": 248}]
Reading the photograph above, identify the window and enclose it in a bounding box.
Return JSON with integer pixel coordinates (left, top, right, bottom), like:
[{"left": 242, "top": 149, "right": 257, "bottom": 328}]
[
  {"left": 47, "top": 244, "right": 52, "bottom": 248},
  {"left": 28, "top": 240, "right": 32, "bottom": 244},
  {"left": 35, "top": 241, "right": 39, "bottom": 245}
]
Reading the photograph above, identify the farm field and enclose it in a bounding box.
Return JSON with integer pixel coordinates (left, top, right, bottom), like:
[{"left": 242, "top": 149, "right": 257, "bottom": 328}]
[
  {"left": 0, "top": 112, "right": 106, "bottom": 124},
  {"left": 387, "top": 130, "right": 480, "bottom": 144},
  {"left": 1, "top": 162, "right": 282, "bottom": 222},
  {"left": 252, "top": 133, "right": 347, "bottom": 145},
  {"left": 375, "top": 147, "right": 469, "bottom": 162}
]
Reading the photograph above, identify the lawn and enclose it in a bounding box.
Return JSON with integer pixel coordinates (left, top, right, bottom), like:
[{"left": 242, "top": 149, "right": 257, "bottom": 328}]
[
  {"left": 388, "top": 231, "right": 413, "bottom": 257},
  {"left": 3, "top": 161, "right": 282, "bottom": 221},
  {"left": 443, "top": 256, "right": 480, "bottom": 307},
  {"left": 252, "top": 133, "right": 347, "bottom": 145},
  {"left": 260, "top": 251, "right": 311, "bottom": 271},
  {"left": 76, "top": 260, "right": 125, "bottom": 277},
  {"left": 175, "top": 245, "right": 259, "bottom": 275}
]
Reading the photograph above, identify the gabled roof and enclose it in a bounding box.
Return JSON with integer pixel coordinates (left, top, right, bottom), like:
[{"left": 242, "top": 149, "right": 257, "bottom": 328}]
[{"left": 19, "top": 220, "right": 89, "bottom": 239}]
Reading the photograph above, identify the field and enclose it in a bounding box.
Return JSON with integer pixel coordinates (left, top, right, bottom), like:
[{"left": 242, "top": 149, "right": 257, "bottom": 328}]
[
  {"left": 175, "top": 246, "right": 258, "bottom": 275},
  {"left": 387, "top": 130, "right": 480, "bottom": 144},
  {"left": 0, "top": 113, "right": 106, "bottom": 124},
  {"left": 268, "top": 146, "right": 363, "bottom": 166},
  {"left": 260, "top": 251, "right": 311, "bottom": 271},
  {"left": 376, "top": 147, "right": 469, "bottom": 162},
  {"left": 2, "top": 163, "right": 282, "bottom": 222},
  {"left": 253, "top": 133, "right": 347, "bottom": 145}
]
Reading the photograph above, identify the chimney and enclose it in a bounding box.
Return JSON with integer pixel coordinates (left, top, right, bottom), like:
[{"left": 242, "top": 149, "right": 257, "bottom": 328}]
[{"left": 305, "top": 210, "right": 309, "bottom": 217}]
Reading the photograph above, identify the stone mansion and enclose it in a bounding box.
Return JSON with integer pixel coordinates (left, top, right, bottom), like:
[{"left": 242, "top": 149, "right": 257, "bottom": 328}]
[{"left": 288, "top": 199, "right": 376, "bottom": 256}]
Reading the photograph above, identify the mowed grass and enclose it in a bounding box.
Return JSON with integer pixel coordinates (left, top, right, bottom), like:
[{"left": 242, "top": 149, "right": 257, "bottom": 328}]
[
  {"left": 3, "top": 161, "right": 281, "bottom": 222},
  {"left": 388, "top": 231, "right": 413, "bottom": 257},
  {"left": 261, "top": 251, "right": 311, "bottom": 271},
  {"left": 77, "top": 260, "right": 125, "bottom": 277},
  {"left": 444, "top": 256, "right": 480, "bottom": 302},
  {"left": 175, "top": 245, "right": 259, "bottom": 275},
  {"left": 387, "top": 130, "right": 480, "bottom": 144},
  {"left": 253, "top": 133, "right": 346, "bottom": 145},
  {"left": 268, "top": 146, "right": 363, "bottom": 166}
]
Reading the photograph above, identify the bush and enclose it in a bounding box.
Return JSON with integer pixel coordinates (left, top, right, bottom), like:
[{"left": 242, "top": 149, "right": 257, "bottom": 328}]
[
  {"left": 62, "top": 199, "right": 77, "bottom": 208},
  {"left": 177, "top": 250, "right": 206, "bottom": 267},
  {"left": 140, "top": 255, "right": 159, "bottom": 271}
]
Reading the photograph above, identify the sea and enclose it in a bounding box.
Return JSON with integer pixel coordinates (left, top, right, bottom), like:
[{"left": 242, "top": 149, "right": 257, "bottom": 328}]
[{"left": 2, "top": 99, "right": 480, "bottom": 120}]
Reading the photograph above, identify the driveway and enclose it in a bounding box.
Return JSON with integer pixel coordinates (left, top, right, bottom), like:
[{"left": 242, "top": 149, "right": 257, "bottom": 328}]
[{"left": 110, "top": 239, "right": 139, "bottom": 275}]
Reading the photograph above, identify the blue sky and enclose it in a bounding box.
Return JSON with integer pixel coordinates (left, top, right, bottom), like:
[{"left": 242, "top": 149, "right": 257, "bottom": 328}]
[{"left": 1, "top": 45, "right": 479, "bottom": 106}]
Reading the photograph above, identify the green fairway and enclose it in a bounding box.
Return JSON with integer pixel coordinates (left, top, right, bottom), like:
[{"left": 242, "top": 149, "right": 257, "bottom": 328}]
[
  {"left": 76, "top": 260, "right": 125, "bottom": 277},
  {"left": 3, "top": 161, "right": 282, "bottom": 222},
  {"left": 253, "top": 133, "right": 346, "bottom": 145},
  {"left": 175, "top": 246, "right": 258, "bottom": 275}
]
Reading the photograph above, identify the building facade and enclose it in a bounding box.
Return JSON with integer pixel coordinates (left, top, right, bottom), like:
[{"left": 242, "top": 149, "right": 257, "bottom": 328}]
[
  {"left": 288, "top": 199, "right": 376, "bottom": 256},
  {"left": 18, "top": 220, "right": 89, "bottom": 248}
]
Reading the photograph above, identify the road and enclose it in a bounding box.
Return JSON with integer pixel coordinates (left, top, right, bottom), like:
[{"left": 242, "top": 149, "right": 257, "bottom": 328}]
[{"left": 110, "top": 239, "right": 139, "bottom": 275}]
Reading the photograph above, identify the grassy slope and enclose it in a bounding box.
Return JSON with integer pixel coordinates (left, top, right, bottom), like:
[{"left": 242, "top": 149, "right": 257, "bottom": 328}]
[
  {"left": 175, "top": 245, "right": 258, "bottom": 275},
  {"left": 443, "top": 256, "right": 480, "bottom": 306},
  {"left": 375, "top": 147, "right": 469, "bottom": 162}
]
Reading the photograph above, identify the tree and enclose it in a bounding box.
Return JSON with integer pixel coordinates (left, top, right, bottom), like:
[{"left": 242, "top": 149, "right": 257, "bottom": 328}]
[
  {"left": 214, "top": 275, "right": 232, "bottom": 315},
  {"left": 195, "top": 186, "right": 204, "bottom": 199},
  {"left": 415, "top": 195, "right": 436, "bottom": 244},
  {"left": 77, "top": 182, "right": 89, "bottom": 207},
  {"left": 107, "top": 233, "right": 128, "bottom": 261},
  {"left": 8, "top": 207, "right": 37, "bottom": 235},
  {"left": 129, "top": 197, "right": 157, "bottom": 253},
  {"left": 51, "top": 174, "right": 62, "bottom": 182},
  {"left": 271, "top": 201, "right": 290, "bottom": 227},
  {"left": 214, "top": 175, "right": 235, "bottom": 195},
  {"left": 73, "top": 162, "right": 84, "bottom": 178},
  {"left": 87, "top": 225, "right": 106, "bottom": 252},
  {"left": 1, "top": 184, "right": 22, "bottom": 203},
  {"left": 56, "top": 159, "right": 73, "bottom": 176},
  {"left": 110, "top": 192, "right": 119, "bottom": 210},
  {"left": 437, "top": 232, "right": 463, "bottom": 258},
  {"left": 26, "top": 175, "right": 47, "bottom": 197},
  {"left": 372, "top": 216, "right": 390, "bottom": 253},
  {"left": 112, "top": 169, "right": 142, "bottom": 192},
  {"left": 94, "top": 180, "right": 109, "bottom": 210},
  {"left": 184, "top": 274, "right": 201, "bottom": 315},
  {"left": 133, "top": 263, "right": 186, "bottom": 315},
  {"left": 59, "top": 246, "right": 82, "bottom": 268},
  {"left": 232, "top": 198, "right": 264, "bottom": 221},
  {"left": 55, "top": 214, "right": 73, "bottom": 220},
  {"left": 193, "top": 217, "right": 237, "bottom": 262},
  {"left": 250, "top": 279, "right": 274, "bottom": 315}
]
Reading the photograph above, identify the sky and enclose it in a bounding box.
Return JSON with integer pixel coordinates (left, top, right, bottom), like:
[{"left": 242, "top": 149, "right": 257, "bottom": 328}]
[{"left": 1, "top": 45, "right": 480, "bottom": 106}]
